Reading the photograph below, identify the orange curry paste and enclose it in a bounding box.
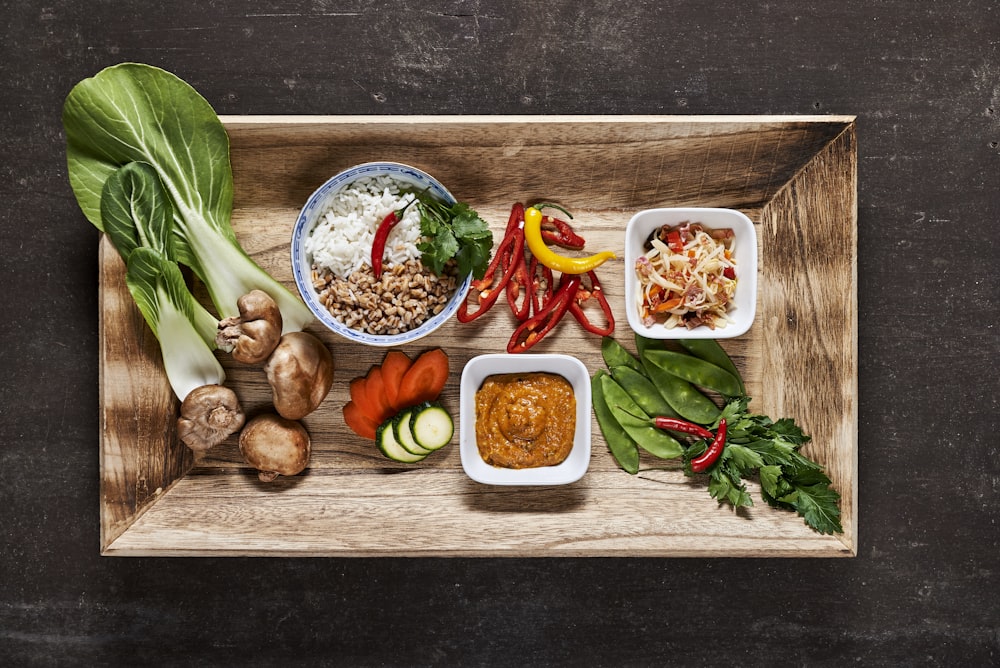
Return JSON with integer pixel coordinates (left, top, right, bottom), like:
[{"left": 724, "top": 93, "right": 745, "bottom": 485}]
[{"left": 474, "top": 372, "right": 576, "bottom": 469}]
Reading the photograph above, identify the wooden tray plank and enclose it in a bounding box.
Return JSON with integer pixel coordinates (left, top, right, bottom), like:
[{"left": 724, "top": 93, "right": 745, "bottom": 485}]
[
  {"left": 99, "top": 115, "right": 857, "bottom": 557},
  {"left": 104, "top": 470, "right": 849, "bottom": 557}
]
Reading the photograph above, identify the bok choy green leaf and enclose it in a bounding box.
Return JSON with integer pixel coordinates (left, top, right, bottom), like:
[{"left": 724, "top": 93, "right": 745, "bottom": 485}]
[
  {"left": 101, "top": 161, "right": 219, "bottom": 347},
  {"left": 63, "top": 62, "right": 313, "bottom": 332}
]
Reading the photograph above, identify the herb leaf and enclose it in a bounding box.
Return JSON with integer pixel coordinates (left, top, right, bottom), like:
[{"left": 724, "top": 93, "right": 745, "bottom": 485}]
[
  {"left": 413, "top": 196, "right": 493, "bottom": 281},
  {"left": 711, "top": 398, "right": 843, "bottom": 535}
]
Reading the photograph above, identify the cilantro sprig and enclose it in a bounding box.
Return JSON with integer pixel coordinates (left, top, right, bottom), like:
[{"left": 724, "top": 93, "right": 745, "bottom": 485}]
[
  {"left": 697, "top": 397, "right": 843, "bottom": 535},
  {"left": 412, "top": 195, "right": 493, "bottom": 281}
]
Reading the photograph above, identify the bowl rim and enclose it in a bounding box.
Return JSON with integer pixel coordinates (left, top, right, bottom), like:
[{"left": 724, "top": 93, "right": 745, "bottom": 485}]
[
  {"left": 624, "top": 206, "right": 758, "bottom": 340},
  {"left": 459, "top": 353, "right": 592, "bottom": 486},
  {"left": 290, "top": 161, "right": 471, "bottom": 346}
]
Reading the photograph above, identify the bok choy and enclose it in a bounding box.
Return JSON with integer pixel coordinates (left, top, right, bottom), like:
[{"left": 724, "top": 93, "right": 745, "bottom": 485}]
[
  {"left": 62, "top": 62, "right": 313, "bottom": 333},
  {"left": 101, "top": 161, "right": 245, "bottom": 450}
]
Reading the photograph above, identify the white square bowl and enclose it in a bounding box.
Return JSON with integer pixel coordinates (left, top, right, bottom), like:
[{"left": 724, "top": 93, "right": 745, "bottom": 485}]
[
  {"left": 460, "top": 354, "right": 591, "bottom": 486},
  {"left": 624, "top": 207, "right": 758, "bottom": 339}
]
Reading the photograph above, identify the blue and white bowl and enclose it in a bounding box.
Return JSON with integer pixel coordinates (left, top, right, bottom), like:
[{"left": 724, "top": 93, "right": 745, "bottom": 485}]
[{"left": 291, "top": 162, "right": 472, "bottom": 346}]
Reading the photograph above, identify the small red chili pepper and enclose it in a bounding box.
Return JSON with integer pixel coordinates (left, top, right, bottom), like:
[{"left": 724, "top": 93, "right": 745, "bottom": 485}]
[
  {"left": 568, "top": 270, "right": 615, "bottom": 337},
  {"left": 723, "top": 266, "right": 736, "bottom": 280},
  {"left": 371, "top": 198, "right": 421, "bottom": 278},
  {"left": 370, "top": 210, "right": 400, "bottom": 279},
  {"left": 690, "top": 419, "right": 727, "bottom": 473},
  {"left": 652, "top": 416, "right": 714, "bottom": 440},
  {"left": 540, "top": 215, "right": 587, "bottom": 250},
  {"left": 457, "top": 204, "right": 525, "bottom": 323},
  {"left": 507, "top": 273, "right": 581, "bottom": 353}
]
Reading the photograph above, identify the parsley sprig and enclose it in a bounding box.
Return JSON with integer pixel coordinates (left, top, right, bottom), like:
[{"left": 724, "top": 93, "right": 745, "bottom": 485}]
[
  {"left": 698, "top": 397, "right": 843, "bottom": 535},
  {"left": 412, "top": 195, "right": 493, "bottom": 281}
]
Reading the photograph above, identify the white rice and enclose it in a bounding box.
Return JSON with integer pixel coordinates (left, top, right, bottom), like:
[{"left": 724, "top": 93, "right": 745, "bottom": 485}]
[{"left": 305, "top": 175, "right": 423, "bottom": 278}]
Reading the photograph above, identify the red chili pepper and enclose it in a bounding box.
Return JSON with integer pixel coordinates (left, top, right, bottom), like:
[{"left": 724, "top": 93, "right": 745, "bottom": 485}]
[
  {"left": 540, "top": 215, "right": 587, "bottom": 250},
  {"left": 457, "top": 203, "right": 525, "bottom": 323},
  {"left": 370, "top": 210, "right": 401, "bottom": 279},
  {"left": 505, "top": 246, "right": 531, "bottom": 321},
  {"left": 529, "top": 253, "right": 554, "bottom": 314},
  {"left": 507, "top": 273, "right": 581, "bottom": 353},
  {"left": 652, "top": 416, "right": 714, "bottom": 440},
  {"left": 690, "top": 419, "right": 727, "bottom": 473},
  {"left": 723, "top": 266, "right": 736, "bottom": 280},
  {"left": 568, "top": 270, "right": 615, "bottom": 336}
]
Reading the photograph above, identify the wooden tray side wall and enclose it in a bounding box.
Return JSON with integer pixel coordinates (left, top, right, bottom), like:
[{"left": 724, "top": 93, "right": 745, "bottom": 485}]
[
  {"left": 99, "top": 116, "right": 857, "bottom": 557},
  {"left": 760, "top": 125, "right": 858, "bottom": 551}
]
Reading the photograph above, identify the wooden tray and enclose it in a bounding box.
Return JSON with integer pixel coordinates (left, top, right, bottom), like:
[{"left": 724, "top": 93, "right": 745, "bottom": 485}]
[{"left": 99, "top": 115, "right": 857, "bottom": 557}]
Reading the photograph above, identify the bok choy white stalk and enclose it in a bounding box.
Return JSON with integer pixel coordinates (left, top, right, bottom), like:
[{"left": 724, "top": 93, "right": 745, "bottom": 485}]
[
  {"left": 62, "top": 62, "right": 313, "bottom": 333},
  {"left": 126, "top": 247, "right": 226, "bottom": 400}
]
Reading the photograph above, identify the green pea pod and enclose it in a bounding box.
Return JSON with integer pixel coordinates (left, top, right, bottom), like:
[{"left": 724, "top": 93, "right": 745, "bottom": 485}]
[
  {"left": 644, "top": 349, "right": 743, "bottom": 398},
  {"left": 591, "top": 371, "right": 640, "bottom": 474},
  {"left": 601, "top": 336, "right": 644, "bottom": 374},
  {"left": 610, "top": 364, "right": 679, "bottom": 419},
  {"left": 636, "top": 335, "right": 721, "bottom": 425},
  {"left": 599, "top": 374, "right": 684, "bottom": 460},
  {"left": 678, "top": 339, "right": 745, "bottom": 396}
]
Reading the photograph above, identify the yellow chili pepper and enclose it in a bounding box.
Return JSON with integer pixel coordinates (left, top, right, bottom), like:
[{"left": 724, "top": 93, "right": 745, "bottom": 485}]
[{"left": 523, "top": 206, "right": 616, "bottom": 274}]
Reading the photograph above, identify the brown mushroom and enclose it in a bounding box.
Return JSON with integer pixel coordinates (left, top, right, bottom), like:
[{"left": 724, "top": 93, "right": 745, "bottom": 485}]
[
  {"left": 263, "top": 331, "right": 334, "bottom": 420},
  {"left": 176, "top": 384, "right": 246, "bottom": 451},
  {"left": 239, "top": 413, "right": 311, "bottom": 482},
  {"left": 215, "top": 289, "right": 283, "bottom": 364}
]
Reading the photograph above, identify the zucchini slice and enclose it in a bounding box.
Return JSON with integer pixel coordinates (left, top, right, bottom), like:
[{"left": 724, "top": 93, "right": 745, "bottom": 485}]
[
  {"left": 376, "top": 417, "right": 426, "bottom": 463},
  {"left": 410, "top": 403, "right": 454, "bottom": 451},
  {"left": 393, "top": 409, "right": 433, "bottom": 456}
]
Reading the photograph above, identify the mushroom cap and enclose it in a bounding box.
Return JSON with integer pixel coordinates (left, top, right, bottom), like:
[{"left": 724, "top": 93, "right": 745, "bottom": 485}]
[
  {"left": 177, "top": 384, "right": 246, "bottom": 451},
  {"left": 238, "top": 413, "right": 311, "bottom": 482},
  {"left": 217, "top": 289, "right": 283, "bottom": 364},
  {"left": 264, "top": 331, "right": 335, "bottom": 420}
]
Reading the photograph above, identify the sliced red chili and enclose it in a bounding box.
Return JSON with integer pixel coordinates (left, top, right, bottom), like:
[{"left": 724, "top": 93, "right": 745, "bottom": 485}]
[
  {"left": 505, "top": 246, "right": 531, "bottom": 321},
  {"left": 723, "top": 266, "right": 736, "bottom": 280},
  {"left": 457, "top": 203, "right": 525, "bottom": 323},
  {"left": 690, "top": 419, "right": 727, "bottom": 473},
  {"left": 540, "top": 215, "right": 586, "bottom": 250},
  {"left": 568, "top": 270, "right": 615, "bottom": 336},
  {"left": 507, "top": 273, "right": 581, "bottom": 353},
  {"left": 528, "top": 253, "right": 554, "bottom": 315}
]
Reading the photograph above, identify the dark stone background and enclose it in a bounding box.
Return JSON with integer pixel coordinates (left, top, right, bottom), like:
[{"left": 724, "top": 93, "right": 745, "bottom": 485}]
[{"left": 2, "top": 1, "right": 997, "bottom": 665}]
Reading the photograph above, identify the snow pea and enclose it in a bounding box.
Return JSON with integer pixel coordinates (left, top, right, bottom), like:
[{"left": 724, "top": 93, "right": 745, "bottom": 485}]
[
  {"left": 591, "top": 370, "right": 640, "bottom": 474},
  {"left": 644, "top": 349, "right": 743, "bottom": 398},
  {"left": 678, "top": 339, "right": 745, "bottom": 396},
  {"left": 635, "top": 335, "right": 721, "bottom": 425},
  {"left": 610, "top": 364, "right": 679, "bottom": 419},
  {"left": 599, "top": 374, "right": 684, "bottom": 460},
  {"left": 601, "top": 336, "right": 644, "bottom": 375}
]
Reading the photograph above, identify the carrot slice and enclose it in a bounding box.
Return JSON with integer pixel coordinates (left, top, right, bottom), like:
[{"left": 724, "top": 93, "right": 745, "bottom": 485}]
[
  {"left": 364, "top": 366, "right": 394, "bottom": 423},
  {"left": 395, "top": 348, "right": 449, "bottom": 409},
  {"left": 343, "top": 400, "right": 378, "bottom": 440},
  {"left": 380, "top": 350, "right": 412, "bottom": 410},
  {"left": 349, "top": 377, "right": 382, "bottom": 424}
]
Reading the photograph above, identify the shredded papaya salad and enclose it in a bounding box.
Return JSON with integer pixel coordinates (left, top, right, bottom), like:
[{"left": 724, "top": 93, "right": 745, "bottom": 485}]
[{"left": 635, "top": 222, "right": 737, "bottom": 330}]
